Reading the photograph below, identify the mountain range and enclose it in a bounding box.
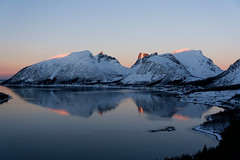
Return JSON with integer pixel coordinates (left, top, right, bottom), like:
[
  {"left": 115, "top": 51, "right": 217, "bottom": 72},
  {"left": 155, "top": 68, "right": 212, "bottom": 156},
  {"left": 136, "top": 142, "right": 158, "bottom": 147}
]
[{"left": 2, "top": 49, "right": 240, "bottom": 89}]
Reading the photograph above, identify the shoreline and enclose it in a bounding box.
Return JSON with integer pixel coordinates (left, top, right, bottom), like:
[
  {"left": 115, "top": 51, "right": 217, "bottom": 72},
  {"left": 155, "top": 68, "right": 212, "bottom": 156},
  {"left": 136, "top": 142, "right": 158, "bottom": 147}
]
[{"left": 193, "top": 126, "right": 222, "bottom": 141}]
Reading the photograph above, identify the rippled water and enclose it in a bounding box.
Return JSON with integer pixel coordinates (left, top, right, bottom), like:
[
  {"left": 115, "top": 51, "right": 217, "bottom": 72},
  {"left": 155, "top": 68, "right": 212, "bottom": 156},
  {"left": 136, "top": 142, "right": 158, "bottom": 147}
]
[{"left": 0, "top": 86, "right": 224, "bottom": 160}]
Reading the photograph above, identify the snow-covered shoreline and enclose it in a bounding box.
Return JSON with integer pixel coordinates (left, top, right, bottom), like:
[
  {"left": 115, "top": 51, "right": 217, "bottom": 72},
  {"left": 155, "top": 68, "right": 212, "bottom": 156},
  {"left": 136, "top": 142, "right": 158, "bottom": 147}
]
[
  {"left": 179, "top": 89, "right": 240, "bottom": 109},
  {"left": 193, "top": 126, "right": 222, "bottom": 141},
  {"left": 1, "top": 83, "right": 184, "bottom": 95}
]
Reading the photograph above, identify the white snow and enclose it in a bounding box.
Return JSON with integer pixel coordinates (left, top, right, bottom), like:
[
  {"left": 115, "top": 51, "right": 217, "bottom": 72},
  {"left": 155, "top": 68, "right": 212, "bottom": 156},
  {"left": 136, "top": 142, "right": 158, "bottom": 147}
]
[
  {"left": 193, "top": 126, "right": 222, "bottom": 141},
  {"left": 173, "top": 50, "right": 223, "bottom": 79},
  {"left": 180, "top": 90, "right": 240, "bottom": 108},
  {"left": 122, "top": 49, "right": 223, "bottom": 85},
  {"left": 211, "top": 59, "right": 240, "bottom": 86},
  {"left": 6, "top": 49, "right": 238, "bottom": 88},
  {"left": 122, "top": 53, "right": 191, "bottom": 84},
  {"left": 7, "top": 50, "right": 130, "bottom": 84}
]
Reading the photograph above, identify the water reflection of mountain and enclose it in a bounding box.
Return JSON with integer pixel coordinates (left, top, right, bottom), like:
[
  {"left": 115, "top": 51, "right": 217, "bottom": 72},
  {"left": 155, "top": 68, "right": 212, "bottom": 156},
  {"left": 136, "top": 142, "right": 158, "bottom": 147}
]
[
  {"left": 130, "top": 92, "right": 178, "bottom": 118},
  {"left": 10, "top": 87, "right": 211, "bottom": 119},
  {"left": 129, "top": 92, "right": 210, "bottom": 120},
  {"left": 11, "top": 87, "right": 128, "bottom": 118}
]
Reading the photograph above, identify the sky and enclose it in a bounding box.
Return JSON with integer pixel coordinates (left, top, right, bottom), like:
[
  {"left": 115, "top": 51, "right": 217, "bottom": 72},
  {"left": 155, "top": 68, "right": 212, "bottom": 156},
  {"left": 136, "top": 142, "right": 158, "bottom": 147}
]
[{"left": 0, "top": 0, "right": 240, "bottom": 79}]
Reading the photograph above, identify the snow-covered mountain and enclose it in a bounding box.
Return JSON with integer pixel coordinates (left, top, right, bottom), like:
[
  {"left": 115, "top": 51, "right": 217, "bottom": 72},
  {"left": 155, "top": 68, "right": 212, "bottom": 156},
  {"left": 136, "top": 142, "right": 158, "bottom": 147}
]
[
  {"left": 187, "top": 58, "right": 240, "bottom": 88},
  {"left": 3, "top": 49, "right": 228, "bottom": 87},
  {"left": 209, "top": 59, "right": 240, "bottom": 87},
  {"left": 173, "top": 49, "right": 223, "bottom": 79},
  {"left": 121, "top": 49, "right": 223, "bottom": 85},
  {"left": 121, "top": 52, "right": 192, "bottom": 85},
  {"left": 4, "top": 50, "right": 130, "bottom": 85}
]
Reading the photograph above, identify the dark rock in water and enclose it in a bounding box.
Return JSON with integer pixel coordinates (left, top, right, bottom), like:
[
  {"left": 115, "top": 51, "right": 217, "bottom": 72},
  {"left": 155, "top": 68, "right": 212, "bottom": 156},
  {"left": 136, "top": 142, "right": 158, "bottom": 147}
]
[
  {"left": 0, "top": 92, "right": 11, "bottom": 104},
  {"left": 149, "top": 126, "right": 175, "bottom": 133}
]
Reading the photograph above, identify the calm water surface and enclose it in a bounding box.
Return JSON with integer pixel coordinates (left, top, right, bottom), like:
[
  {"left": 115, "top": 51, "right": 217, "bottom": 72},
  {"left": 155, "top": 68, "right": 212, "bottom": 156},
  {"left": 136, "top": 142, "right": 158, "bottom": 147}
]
[{"left": 0, "top": 86, "right": 224, "bottom": 160}]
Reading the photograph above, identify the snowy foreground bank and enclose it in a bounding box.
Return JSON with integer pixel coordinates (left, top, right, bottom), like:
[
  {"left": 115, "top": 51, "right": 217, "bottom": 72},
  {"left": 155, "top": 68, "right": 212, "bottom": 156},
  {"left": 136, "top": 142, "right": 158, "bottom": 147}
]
[
  {"left": 193, "top": 126, "right": 222, "bottom": 141},
  {"left": 178, "top": 89, "right": 240, "bottom": 141},
  {"left": 180, "top": 89, "right": 240, "bottom": 109}
]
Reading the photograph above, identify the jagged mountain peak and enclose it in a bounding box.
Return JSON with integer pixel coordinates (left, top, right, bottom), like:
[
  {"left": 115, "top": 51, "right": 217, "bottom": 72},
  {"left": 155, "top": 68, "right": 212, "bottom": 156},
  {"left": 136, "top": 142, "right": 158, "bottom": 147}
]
[
  {"left": 138, "top": 52, "right": 149, "bottom": 59},
  {"left": 132, "top": 52, "right": 158, "bottom": 68},
  {"left": 95, "top": 52, "right": 119, "bottom": 63},
  {"left": 122, "top": 52, "right": 191, "bottom": 85}
]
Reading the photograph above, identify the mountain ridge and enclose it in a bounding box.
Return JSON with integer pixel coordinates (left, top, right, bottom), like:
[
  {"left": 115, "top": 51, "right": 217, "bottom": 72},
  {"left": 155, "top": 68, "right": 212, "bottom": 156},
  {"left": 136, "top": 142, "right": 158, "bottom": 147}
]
[{"left": 2, "top": 49, "right": 239, "bottom": 89}]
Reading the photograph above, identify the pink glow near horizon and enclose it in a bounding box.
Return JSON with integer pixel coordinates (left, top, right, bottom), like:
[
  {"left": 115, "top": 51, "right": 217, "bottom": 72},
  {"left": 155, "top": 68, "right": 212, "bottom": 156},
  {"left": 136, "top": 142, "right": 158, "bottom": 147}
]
[{"left": 0, "top": 74, "right": 14, "bottom": 79}]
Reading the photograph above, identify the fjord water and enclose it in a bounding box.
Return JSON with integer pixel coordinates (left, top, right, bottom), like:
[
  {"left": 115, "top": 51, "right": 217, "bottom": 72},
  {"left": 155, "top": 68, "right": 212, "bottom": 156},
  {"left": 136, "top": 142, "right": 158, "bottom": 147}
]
[{"left": 0, "top": 86, "right": 223, "bottom": 160}]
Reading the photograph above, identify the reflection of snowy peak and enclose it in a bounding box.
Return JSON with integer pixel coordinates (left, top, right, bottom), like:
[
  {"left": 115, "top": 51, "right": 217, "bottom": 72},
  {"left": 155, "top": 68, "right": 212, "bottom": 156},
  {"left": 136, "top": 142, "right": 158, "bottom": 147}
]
[
  {"left": 173, "top": 50, "right": 223, "bottom": 79},
  {"left": 11, "top": 87, "right": 210, "bottom": 119},
  {"left": 5, "top": 50, "right": 130, "bottom": 85},
  {"left": 11, "top": 88, "right": 127, "bottom": 118},
  {"left": 210, "top": 59, "right": 240, "bottom": 86},
  {"left": 122, "top": 53, "right": 191, "bottom": 85},
  {"left": 129, "top": 92, "right": 178, "bottom": 118}
]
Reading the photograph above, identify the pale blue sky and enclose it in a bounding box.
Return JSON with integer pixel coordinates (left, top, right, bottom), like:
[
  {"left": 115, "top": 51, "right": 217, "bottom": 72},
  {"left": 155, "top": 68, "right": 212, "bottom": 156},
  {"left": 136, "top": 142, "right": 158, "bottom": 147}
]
[{"left": 0, "top": 0, "right": 240, "bottom": 78}]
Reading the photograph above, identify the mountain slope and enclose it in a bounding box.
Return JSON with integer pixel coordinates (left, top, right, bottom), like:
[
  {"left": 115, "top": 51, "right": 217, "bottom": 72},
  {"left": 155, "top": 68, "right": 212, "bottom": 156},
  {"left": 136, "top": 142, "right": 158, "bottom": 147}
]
[
  {"left": 187, "top": 59, "right": 240, "bottom": 88},
  {"left": 4, "top": 50, "right": 130, "bottom": 85},
  {"left": 173, "top": 49, "right": 223, "bottom": 80},
  {"left": 122, "top": 49, "right": 223, "bottom": 85},
  {"left": 3, "top": 49, "right": 229, "bottom": 87},
  {"left": 121, "top": 53, "right": 192, "bottom": 85},
  {"left": 210, "top": 59, "right": 240, "bottom": 86}
]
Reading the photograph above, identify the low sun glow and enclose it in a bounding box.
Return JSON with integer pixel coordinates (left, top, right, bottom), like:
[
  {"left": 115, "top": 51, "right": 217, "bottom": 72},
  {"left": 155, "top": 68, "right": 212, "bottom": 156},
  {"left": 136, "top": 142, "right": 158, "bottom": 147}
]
[
  {"left": 138, "top": 53, "right": 149, "bottom": 59},
  {"left": 172, "top": 48, "right": 192, "bottom": 54},
  {"left": 48, "top": 53, "right": 71, "bottom": 60}
]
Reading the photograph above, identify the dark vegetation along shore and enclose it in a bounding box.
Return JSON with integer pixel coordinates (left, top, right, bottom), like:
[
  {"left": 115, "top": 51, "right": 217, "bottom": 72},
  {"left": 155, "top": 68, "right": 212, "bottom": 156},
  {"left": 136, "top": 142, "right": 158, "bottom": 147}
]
[{"left": 165, "top": 109, "right": 240, "bottom": 160}]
